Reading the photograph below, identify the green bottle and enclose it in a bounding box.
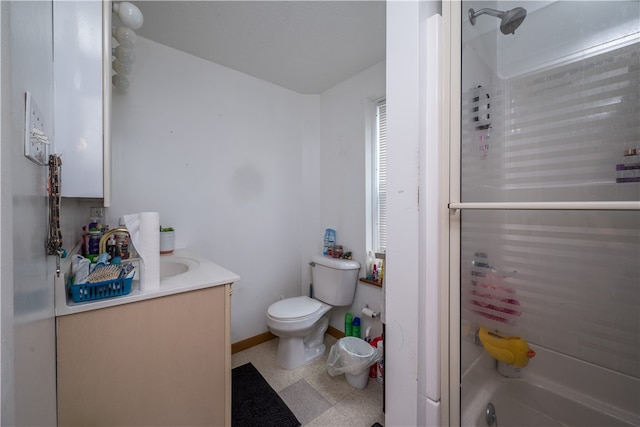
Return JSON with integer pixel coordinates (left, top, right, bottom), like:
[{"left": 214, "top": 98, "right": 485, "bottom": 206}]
[{"left": 345, "top": 312, "right": 353, "bottom": 337}]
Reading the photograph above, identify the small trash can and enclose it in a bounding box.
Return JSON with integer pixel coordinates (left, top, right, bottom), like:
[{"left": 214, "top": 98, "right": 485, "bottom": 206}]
[{"left": 326, "top": 337, "right": 381, "bottom": 389}]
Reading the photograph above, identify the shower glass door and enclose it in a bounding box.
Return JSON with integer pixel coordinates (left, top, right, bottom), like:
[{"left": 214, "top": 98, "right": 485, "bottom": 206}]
[{"left": 457, "top": 1, "right": 640, "bottom": 425}]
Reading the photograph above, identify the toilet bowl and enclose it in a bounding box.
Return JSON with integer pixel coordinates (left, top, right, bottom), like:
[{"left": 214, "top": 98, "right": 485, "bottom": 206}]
[
  {"left": 267, "top": 296, "right": 332, "bottom": 369},
  {"left": 266, "top": 256, "right": 360, "bottom": 370}
]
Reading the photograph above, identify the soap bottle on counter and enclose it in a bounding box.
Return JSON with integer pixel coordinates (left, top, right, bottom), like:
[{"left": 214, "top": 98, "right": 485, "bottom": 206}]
[
  {"left": 116, "top": 217, "right": 131, "bottom": 260},
  {"left": 88, "top": 216, "right": 104, "bottom": 233},
  {"left": 81, "top": 225, "right": 88, "bottom": 256},
  {"left": 86, "top": 229, "right": 102, "bottom": 263}
]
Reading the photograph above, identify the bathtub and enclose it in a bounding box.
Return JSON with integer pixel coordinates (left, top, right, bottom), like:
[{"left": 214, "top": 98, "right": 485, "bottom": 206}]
[{"left": 461, "top": 345, "right": 640, "bottom": 427}]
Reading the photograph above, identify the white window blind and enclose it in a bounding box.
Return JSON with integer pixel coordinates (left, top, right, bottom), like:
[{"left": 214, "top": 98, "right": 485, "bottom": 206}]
[{"left": 375, "top": 99, "right": 387, "bottom": 253}]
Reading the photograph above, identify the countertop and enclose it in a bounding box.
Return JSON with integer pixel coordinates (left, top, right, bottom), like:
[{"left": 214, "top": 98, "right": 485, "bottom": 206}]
[{"left": 55, "top": 246, "right": 240, "bottom": 316}]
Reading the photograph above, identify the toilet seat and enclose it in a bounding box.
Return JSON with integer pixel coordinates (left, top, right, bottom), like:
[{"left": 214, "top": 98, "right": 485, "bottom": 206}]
[{"left": 267, "top": 296, "right": 324, "bottom": 321}]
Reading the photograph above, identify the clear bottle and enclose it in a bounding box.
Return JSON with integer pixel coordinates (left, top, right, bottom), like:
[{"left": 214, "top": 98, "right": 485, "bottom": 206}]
[
  {"left": 116, "top": 217, "right": 131, "bottom": 259},
  {"left": 366, "top": 251, "right": 375, "bottom": 280},
  {"left": 323, "top": 228, "right": 336, "bottom": 255}
]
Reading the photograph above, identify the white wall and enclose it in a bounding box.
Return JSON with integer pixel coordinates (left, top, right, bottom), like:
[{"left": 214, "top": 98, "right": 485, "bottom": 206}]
[
  {"left": 109, "top": 37, "right": 386, "bottom": 345},
  {"left": 109, "top": 38, "right": 310, "bottom": 343},
  {"left": 319, "top": 62, "right": 385, "bottom": 340},
  {"left": 386, "top": 2, "right": 421, "bottom": 425},
  {"left": 386, "top": 0, "right": 442, "bottom": 425}
]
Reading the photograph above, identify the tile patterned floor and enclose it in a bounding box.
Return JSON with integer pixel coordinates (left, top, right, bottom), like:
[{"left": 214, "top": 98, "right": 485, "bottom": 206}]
[{"left": 232, "top": 335, "right": 385, "bottom": 427}]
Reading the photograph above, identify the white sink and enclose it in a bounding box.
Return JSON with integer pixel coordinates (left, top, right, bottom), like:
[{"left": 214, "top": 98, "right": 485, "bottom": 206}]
[
  {"left": 56, "top": 246, "right": 241, "bottom": 316},
  {"left": 160, "top": 257, "right": 200, "bottom": 279}
]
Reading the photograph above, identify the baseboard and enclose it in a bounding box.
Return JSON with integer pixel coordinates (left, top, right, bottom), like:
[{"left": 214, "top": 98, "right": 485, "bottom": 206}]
[
  {"left": 232, "top": 331, "right": 276, "bottom": 354},
  {"left": 231, "top": 327, "right": 345, "bottom": 354},
  {"left": 327, "top": 325, "right": 345, "bottom": 340}
]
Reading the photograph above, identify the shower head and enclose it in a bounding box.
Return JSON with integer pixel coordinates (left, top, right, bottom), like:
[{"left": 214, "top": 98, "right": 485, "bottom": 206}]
[{"left": 468, "top": 7, "right": 527, "bottom": 35}]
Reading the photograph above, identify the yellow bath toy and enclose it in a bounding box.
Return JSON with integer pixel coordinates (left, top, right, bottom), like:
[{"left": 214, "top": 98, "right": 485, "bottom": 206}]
[{"left": 477, "top": 326, "right": 536, "bottom": 367}]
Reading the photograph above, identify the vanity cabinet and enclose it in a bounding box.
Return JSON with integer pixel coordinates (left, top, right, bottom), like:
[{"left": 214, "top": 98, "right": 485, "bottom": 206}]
[
  {"left": 53, "top": 0, "right": 111, "bottom": 204},
  {"left": 56, "top": 284, "right": 232, "bottom": 426}
]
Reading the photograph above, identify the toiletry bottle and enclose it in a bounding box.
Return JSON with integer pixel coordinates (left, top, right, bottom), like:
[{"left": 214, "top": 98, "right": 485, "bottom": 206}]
[
  {"left": 366, "top": 251, "right": 375, "bottom": 280},
  {"left": 369, "top": 337, "right": 383, "bottom": 378},
  {"left": 352, "top": 317, "right": 361, "bottom": 339},
  {"left": 617, "top": 147, "right": 640, "bottom": 183},
  {"left": 377, "top": 341, "right": 384, "bottom": 384},
  {"left": 116, "top": 217, "right": 130, "bottom": 260},
  {"left": 333, "top": 245, "right": 343, "bottom": 258},
  {"left": 88, "top": 216, "right": 103, "bottom": 232},
  {"left": 345, "top": 312, "right": 353, "bottom": 337},
  {"left": 324, "top": 228, "right": 336, "bottom": 256},
  {"left": 107, "top": 236, "right": 117, "bottom": 260},
  {"left": 87, "top": 229, "right": 102, "bottom": 262},
  {"left": 81, "top": 225, "right": 88, "bottom": 256}
]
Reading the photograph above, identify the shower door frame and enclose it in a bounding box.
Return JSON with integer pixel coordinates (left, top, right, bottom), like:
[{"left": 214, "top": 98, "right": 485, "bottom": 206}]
[
  {"left": 441, "top": 1, "right": 640, "bottom": 425},
  {"left": 441, "top": 1, "right": 461, "bottom": 425}
]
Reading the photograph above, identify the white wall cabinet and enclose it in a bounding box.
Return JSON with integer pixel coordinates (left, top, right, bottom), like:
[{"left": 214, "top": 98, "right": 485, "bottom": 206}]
[
  {"left": 56, "top": 284, "right": 232, "bottom": 426},
  {"left": 54, "top": 0, "right": 111, "bottom": 205}
]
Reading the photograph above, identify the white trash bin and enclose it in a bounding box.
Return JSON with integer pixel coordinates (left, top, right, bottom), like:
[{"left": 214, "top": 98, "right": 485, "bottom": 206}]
[{"left": 326, "top": 337, "right": 381, "bottom": 389}]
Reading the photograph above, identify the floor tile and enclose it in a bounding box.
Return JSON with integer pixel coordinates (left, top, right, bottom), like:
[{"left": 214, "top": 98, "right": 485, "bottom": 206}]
[
  {"left": 232, "top": 335, "right": 385, "bottom": 427},
  {"left": 279, "top": 378, "right": 333, "bottom": 425}
]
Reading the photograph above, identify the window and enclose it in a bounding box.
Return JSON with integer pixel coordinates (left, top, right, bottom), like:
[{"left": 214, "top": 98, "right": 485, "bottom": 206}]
[{"left": 372, "top": 99, "right": 387, "bottom": 253}]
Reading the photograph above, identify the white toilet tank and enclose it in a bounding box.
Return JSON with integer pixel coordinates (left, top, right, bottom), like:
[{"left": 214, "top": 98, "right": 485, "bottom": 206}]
[{"left": 310, "top": 255, "right": 360, "bottom": 306}]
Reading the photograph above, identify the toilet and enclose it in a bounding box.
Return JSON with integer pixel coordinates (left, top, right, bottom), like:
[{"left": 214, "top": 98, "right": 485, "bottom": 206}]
[{"left": 266, "top": 255, "right": 360, "bottom": 369}]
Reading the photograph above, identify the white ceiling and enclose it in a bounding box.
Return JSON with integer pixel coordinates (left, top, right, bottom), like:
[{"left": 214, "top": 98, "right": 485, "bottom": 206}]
[{"left": 132, "top": 1, "right": 386, "bottom": 94}]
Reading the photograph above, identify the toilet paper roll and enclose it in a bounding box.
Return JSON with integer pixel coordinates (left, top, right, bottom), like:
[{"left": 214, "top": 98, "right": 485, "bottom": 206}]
[
  {"left": 361, "top": 307, "right": 377, "bottom": 318},
  {"left": 123, "top": 211, "right": 160, "bottom": 291}
]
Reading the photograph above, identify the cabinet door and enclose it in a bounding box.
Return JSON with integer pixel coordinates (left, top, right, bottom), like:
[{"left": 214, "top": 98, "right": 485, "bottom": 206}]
[
  {"left": 57, "top": 286, "right": 229, "bottom": 426},
  {"left": 53, "top": 0, "right": 111, "bottom": 204}
]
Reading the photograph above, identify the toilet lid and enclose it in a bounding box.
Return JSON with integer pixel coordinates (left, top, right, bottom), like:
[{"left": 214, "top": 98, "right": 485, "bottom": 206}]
[{"left": 268, "top": 296, "right": 323, "bottom": 320}]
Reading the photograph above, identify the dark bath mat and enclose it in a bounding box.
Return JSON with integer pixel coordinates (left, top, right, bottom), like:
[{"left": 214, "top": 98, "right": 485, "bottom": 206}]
[{"left": 232, "top": 362, "right": 301, "bottom": 427}]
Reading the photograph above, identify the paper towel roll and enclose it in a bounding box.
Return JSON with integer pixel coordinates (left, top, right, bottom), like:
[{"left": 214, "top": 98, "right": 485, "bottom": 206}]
[
  {"left": 123, "top": 211, "right": 160, "bottom": 291},
  {"left": 139, "top": 212, "right": 160, "bottom": 290}
]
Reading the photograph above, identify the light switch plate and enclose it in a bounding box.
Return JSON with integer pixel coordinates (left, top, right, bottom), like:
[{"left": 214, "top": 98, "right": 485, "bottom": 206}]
[
  {"left": 24, "top": 91, "right": 49, "bottom": 165},
  {"left": 90, "top": 206, "right": 104, "bottom": 219}
]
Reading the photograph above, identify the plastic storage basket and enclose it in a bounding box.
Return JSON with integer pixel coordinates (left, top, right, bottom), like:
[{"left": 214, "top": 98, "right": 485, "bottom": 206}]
[{"left": 69, "top": 276, "right": 133, "bottom": 303}]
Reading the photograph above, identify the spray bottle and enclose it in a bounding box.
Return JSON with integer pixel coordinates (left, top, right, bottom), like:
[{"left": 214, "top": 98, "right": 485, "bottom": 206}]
[{"left": 345, "top": 312, "right": 353, "bottom": 337}]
